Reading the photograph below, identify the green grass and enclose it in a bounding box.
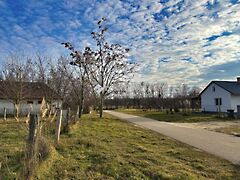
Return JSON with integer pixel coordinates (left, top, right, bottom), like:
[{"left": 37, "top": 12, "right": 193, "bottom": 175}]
[
  {"left": 0, "top": 119, "right": 27, "bottom": 179},
  {"left": 115, "top": 109, "right": 228, "bottom": 123},
  {"left": 36, "top": 113, "right": 240, "bottom": 179},
  {"left": 1, "top": 114, "right": 240, "bottom": 179}
]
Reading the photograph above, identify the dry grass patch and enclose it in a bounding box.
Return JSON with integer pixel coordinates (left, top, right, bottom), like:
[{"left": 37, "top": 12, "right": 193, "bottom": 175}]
[
  {"left": 116, "top": 109, "right": 226, "bottom": 123},
  {"left": 213, "top": 125, "right": 240, "bottom": 137}
]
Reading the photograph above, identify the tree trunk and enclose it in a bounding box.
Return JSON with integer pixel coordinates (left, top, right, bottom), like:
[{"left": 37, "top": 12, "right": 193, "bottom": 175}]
[
  {"left": 79, "top": 77, "right": 85, "bottom": 118},
  {"left": 99, "top": 93, "right": 104, "bottom": 118}
]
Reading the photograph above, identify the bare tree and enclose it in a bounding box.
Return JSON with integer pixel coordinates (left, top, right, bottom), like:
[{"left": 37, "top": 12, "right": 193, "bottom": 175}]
[
  {"left": 61, "top": 42, "right": 94, "bottom": 118},
  {"left": 88, "top": 18, "right": 135, "bottom": 117},
  {"left": 62, "top": 18, "right": 135, "bottom": 118},
  {"left": 35, "top": 56, "right": 49, "bottom": 84},
  {"left": 47, "top": 57, "right": 71, "bottom": 108}
]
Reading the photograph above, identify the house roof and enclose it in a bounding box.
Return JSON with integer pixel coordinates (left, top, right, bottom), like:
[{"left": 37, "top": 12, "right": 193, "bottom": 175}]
[
  {"left": 200, "top": 81, "right": 240, "bottom": 96},
  {"left": 0, "top": 81, "right": 61, "bottom": 101}
]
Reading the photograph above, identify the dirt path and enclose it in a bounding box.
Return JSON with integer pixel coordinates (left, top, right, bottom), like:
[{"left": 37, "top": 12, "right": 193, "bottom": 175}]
[{"left": 105, "top": 110, "right": 240, "bottom": 165}]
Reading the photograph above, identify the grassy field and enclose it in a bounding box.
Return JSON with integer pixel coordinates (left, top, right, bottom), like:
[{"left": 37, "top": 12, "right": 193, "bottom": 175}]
[
  {"left": 1, "top": 114, "right": 240, "bottom": 179},
  {"left": 115, "top": 109, "right": 230, "bottom": 123}
]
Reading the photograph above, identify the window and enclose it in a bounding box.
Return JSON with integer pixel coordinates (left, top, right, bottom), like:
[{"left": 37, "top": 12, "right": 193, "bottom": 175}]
[
  {"left": 38, "top": 101, "right": 42, "bottom": 104},
  {"left": 27, "top": 101, "right": 33, "bottom": 104},
  {"left": 215, "top": 98, "right": 222, "bottom": 106},
  {"left": 212, "top": 86, "right": 215, "bottom": 92}
]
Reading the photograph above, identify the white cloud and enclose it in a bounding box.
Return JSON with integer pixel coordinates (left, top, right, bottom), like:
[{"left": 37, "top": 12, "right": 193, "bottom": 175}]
[{"left": 1, "top": 0, "right": 239, "bottom": 87}]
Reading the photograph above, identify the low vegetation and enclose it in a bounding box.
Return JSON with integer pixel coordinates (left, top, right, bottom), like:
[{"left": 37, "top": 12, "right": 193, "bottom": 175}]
[
  {"left": 0, "top": 120, "right": 26, "bottom": 179},
  {"left": 115, "top": 109, "right": 231, "bottom": 123},
  {"left": 213, "top": 125, "right": 240, "bottom": 137},
  {"left": 2, "top": 114, "right": 240, "bottom": 179}
]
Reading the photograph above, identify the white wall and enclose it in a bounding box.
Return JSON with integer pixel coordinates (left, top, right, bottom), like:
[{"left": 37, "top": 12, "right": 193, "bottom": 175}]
[
  {"left": 201, "top": 83, "right": 231, "bottom": 112},
  {"left": 230, "top": 95, "right": 240, "bottom": 112},
  {"left": 0, "top": 99, "right": 62, "bottom": 115},
  {"left": 0, "top": 100, "right": 15, "bottom": 114}
]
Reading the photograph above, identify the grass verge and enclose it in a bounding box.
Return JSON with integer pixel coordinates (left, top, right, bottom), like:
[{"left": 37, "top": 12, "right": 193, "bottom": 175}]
[
  {"left": 1, "top": 114, "right": 240, "bottom": 179},
  {"left": 213, "top": 125, "right": 240, "bottom": 137},
  {"left": 115, "top": 109, "right": 229, "bottom": 123},
  {"left": 40, "top": 113, "right": 240, "bottom": 179}
]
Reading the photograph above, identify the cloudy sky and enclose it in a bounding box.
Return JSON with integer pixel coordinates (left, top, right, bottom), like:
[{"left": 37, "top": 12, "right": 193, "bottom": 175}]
[{"left": 0, "top": 0, "right": 240, "bottom": 88}]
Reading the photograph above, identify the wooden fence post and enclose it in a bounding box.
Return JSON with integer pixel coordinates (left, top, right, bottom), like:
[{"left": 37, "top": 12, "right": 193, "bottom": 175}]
[
  {"left": 66, "top": 108, "right": 70, "bottom": 129},
  {"left": 76, "top": 106, "right": 79, "bottom": 121},
  {"left": 237, "top": 105, "right": 240, "bottom": 119},
  {"left": 28, "top": 114, "right": 38, "bottom": 144},
  {"left": 56, "top": 109, "right": 62, "bottom": 145},
  {"left": 24, "top": 114, "right": 38, "bottom": 179},
  {"left": 3, "top": 107, "right": 6, "bottom": 121}
]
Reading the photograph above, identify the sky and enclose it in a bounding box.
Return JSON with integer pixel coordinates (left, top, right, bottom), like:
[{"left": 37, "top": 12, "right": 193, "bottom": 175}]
[{"left": 0, "top": 0, "right": 240, "bottom": 88}]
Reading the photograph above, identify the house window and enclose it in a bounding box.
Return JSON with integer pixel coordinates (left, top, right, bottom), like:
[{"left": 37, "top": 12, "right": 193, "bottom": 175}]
[
  {"left": 27, "top": 101, "right": 33, "bottom": 104},
  {"left": 215, "top": 98, "right": 222, "bottom": 106},
  {"left": 212, "top": 86, "right": 215, "bottom": 92}
]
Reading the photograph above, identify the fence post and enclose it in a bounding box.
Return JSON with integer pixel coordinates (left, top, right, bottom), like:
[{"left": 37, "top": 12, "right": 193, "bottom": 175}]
[
  {"left": 24, "top": 114, "right": 38, "bottom": 179},
  {"left": 3, "top": 107, "right": 6, "bottom": 121},
  {"left": 76, "top": 106, "right": 79, "bottom": 121},
  {"left": 68, "top": 107, "right": 71, "bottom": 120},
  {"left": 66, "top": 107, "right": 70, "bottom": 129},
  {"left": 56, "top": 109, "right": 62, "bottom": 145},
  {"left": 237, "top": 106, "right": 240, "bottom": 119},
  {"left": 28, "top": 114, "right": 38, "bottom": 144}
]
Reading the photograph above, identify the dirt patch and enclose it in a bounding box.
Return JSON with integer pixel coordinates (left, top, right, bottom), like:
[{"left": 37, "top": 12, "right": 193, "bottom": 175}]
[{"left": 174, "top": 120, "right": 240, "bottom": 129}]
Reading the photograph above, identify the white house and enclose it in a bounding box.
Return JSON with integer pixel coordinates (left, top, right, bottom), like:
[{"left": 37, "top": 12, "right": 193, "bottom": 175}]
[
  {"left": 200, "top": 77, "right": 240, "bottom": 112},
  {"left": 0, "top": 81, "right": 62, "bottom": 115}
]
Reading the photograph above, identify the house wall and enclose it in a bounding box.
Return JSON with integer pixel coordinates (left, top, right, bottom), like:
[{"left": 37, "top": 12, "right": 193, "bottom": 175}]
[
  {"left": 0, "top": 100, "right": 15, "bottom": 114},
  {"left": 201, "top": 83, "right": 231, "bottom": 112},
  {"left": 230, "top": 95, "right": 240, "bottom": 112},
  {"left": 0, "top": 99, "right": 62, "bottom": 115}
]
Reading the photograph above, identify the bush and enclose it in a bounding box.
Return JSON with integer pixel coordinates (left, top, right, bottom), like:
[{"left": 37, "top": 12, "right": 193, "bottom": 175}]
[
  {"left": 38, "top": 136, "right": 50, "bottom": 161},
  {"left": 182, "top": 112, "right": 190, "bottom": 116},
  {"left": 174, "top": 108, "right": 179, "bottom": 113}
]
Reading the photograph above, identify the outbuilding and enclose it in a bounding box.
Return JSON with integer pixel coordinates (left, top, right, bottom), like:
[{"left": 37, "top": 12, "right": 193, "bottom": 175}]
[{"left": 0, "top": 81, "right": 62, "bottom": 115}]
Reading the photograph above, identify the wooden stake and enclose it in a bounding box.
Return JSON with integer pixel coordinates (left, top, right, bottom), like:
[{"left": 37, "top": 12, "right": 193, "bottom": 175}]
[
  {"left": 3, "top": 107, "right": 6, "bottom": 121},
  {"left": 67, "top": 108, "right": 70, "bottom": 126},
  {"left": 28, "top": 114, "right": 38, "bottom": 143},
  {"left": 25, "top": 114, "right": 38, "bottom": 180},
  {"left": 56, "top": 109, "right": 62, "bottom": 145}
]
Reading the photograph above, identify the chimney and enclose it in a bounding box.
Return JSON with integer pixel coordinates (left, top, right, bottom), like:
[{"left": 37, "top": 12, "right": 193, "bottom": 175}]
[{"left": 237, "top": 77, "right": 240, "bottom": 83}]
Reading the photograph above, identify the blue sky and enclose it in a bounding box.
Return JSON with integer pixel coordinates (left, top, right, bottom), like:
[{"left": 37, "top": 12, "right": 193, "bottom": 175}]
[{"left": 0, "top": 0, "right": 240, "bottom": 88}]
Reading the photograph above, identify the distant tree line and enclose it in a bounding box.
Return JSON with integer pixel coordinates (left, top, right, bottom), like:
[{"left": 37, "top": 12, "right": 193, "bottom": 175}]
[{"left": 105, "top": 82, "right": 201, "bottom": 112}]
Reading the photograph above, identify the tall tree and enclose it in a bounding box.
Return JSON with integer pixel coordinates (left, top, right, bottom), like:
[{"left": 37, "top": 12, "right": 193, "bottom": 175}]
[
  {"left": 63, "top": 18, "right": 135, "bottom": 118},
  {"left": 61, "top": 43, "right": 93, "bottom": 118},
  {"left": 89, "top": 18, "right": 135, "bottom": 118}
]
